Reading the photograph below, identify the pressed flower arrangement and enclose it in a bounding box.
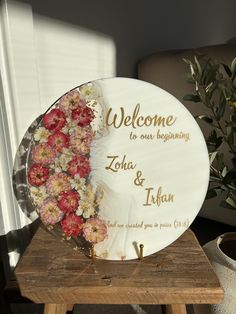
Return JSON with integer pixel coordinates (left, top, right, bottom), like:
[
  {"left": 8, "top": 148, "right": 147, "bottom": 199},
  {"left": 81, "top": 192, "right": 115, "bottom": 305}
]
[
  {"left": 27, "top": 84, "right": 108, "bottom": 256},
  {"left": 13, "top": 77, "right": 211, "bottom": 260}
]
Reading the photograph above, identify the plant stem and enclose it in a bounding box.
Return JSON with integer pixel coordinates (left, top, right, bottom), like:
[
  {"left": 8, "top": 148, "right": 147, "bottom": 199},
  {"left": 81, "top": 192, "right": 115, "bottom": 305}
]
[{"left": 207, "top": 96, "right": 236, "bottom": 154}]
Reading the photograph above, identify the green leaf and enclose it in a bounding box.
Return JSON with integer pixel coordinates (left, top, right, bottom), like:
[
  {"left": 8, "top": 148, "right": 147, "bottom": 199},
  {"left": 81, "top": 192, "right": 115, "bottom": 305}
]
[
  {"left": 222, "top": 63, "right": 232, "bottom": 77},
  {"left": 222, "top": 166, "right": 228, "bottom": 177},
  {"left": 207, "top": 130, "right": 223, "bottom": 152},
  {"left": 222, "top": 169, "right": 236, "bottom": 186},
  {"left": 226, "top": 126, "right": 234, "bottom": 145},
  {"left": 220, "top": 199, "right": 236, "bottom": 210},
  {"left": 232, "top": 157, "right": 236, "bottom": 167},
  {"left": 194, "top": 56, "right": 202, "bottom": 76},
  {"left": 216, "top": 101, "right": 226, "bottom": 121},
  {"left": 183, "top": 58, "right": 191, "bottom": 65},
  {"left": 210, "top": 175, "right": 221, "bottom": 182},
  {"left": 231, "top": 113, "right": 236, "bottom": 124},
  {"left": 230, "top": 57, "right": 236, "bottom": 74},
  {"left": 202, "top": 62, "right": 219, "bottom": 85},
  {"left": 183, "top": 94, "right": 201, "bottom": 102},
  {"left": 216, "top": 153, "right": 225, "bottom": 171},
  {"left": 205, "top": 82, "right": 213, "bottom": 93},
  {"left": 209, "top": 128, "right": 220, "bottom": 140},
  {"left": 206, "top": 187, "right": 222, "bottom": 199},
  {"left": 209, "top": 151, "right": 218, "bottom": 165},
  {"left": 226, "top": 196, "right": 236, "bottom": 209},
  {"left": 185, "top": 73, "right": 195, "bottom": 84},
  {"left": 197, "top": 115, "right": 213, "bottom": 124},
  {"left": 220, "top": 185, "right": 229, "bottom": 191}
]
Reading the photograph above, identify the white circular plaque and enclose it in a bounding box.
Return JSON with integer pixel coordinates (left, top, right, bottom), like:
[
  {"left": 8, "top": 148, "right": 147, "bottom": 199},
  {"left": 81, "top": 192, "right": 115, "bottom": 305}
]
[
  {"left": 27, "top": 77, "right": 209, "bottom": 260},
  {"left": 89, "top": 78, "right": 209, "bottom": 260}
]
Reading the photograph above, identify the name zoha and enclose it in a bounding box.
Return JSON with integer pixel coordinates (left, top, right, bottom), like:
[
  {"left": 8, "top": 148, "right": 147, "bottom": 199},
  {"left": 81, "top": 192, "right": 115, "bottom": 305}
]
[
  {"left": 106, "top": 103, "right": 177, "bottom": 129},
  {"left": 143, "top": 186, "right": 174, "bottom": 207},
  {"left": 105, "top": 155, "right": 136, "bottom": 173}
]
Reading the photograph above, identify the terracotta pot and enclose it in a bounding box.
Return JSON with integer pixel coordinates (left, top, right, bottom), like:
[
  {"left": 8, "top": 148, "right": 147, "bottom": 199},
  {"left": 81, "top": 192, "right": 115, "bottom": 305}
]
[{"left": 194, "top": 232, "right": 236, "bottom": 314}]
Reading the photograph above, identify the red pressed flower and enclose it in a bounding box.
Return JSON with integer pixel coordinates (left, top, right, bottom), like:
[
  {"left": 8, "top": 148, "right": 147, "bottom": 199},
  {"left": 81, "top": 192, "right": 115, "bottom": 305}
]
[
  {"left": 43, "top": 108, "right": 66, "bottom": 132},
  {"left": 61, "top": 213, "right": 84, "bottom": 237},
  {"left": 28, "top": 164, "right": 49, "bottom": 186},
  {"left": 58, "top": 190, "right": 80, "bottom": 213},
  {"left": 71, "top": 106, "right": 94, "bottom": 127},
  {"left": 67, "top": 156, "right": 90, "bottom": 178},
  {"left": 47, "top": 131, "right": 69, "bottom": 152},
  {"left": 32, "top": 143, "right": 56, "bottom": 165}
]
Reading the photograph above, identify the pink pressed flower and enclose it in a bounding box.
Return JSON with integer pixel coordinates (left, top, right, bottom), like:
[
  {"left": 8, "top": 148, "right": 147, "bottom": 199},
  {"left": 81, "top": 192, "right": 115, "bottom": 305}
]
[
  {"left": 58, "top": 90, "right": 85, "bottom": 115},
  {"left": 32, "top": 143, "right": 56, "bottom": 165},
  {"left": 71, "top": 106, "right": 94, "bottom": 127},
  {"left": 61, "top": 213, "right": 84, "bottom": 237},
  {"left": 69, "top": 127, "right": 93, "bottom": 154},
  {"left": 67, "top": 156, "right": 90, "bottom": 178},
  {"left": 39, "top": 198, "right": 64, "bottom": 225},
  {"left": 58, "top": 190, "right": 80, "bottom": 213},
  {"left": 46, "top": 173, "right": 71, "bottom": 196},
  {"left": 28, "top": 164, "right": 49, "bottom": 186},
  {"left": 47, "top": 131, "right": 69, "bottom": 152},
  {"left": 83, "top": 217, "right": 107, "bottom": 244},
  {"left": 43, "top": 108, "right": 66, "bottom": 132}
]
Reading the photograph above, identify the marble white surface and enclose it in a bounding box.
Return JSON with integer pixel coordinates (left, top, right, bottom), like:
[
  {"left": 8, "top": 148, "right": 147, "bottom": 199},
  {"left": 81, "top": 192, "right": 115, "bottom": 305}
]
[{"left": 90, "top": 78, "right": 209, "bottom": 260}]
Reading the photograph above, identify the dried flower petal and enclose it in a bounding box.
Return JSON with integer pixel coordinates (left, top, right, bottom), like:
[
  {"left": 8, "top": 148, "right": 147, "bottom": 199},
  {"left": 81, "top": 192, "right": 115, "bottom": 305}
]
[{"left": 83, "top": 217, "right": 107, "bottom": 244}]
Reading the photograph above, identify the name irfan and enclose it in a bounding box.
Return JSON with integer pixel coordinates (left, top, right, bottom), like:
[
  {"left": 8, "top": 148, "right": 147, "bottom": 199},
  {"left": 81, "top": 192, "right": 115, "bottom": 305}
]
[{"left": 143, "top": 187, "right": 174, "bottom": 207}]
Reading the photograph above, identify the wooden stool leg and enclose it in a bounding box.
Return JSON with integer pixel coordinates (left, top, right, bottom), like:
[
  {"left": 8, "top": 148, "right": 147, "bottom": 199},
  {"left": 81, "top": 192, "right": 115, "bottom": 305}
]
[
  {"left": 44, "top": 303, "right": 71, "bottom": 314},
  {"left": 164, "top": 304, "right": 187, "bottom": 314},
  {"left": 67, "top": 304, "right": 74, "bottom": 311}
]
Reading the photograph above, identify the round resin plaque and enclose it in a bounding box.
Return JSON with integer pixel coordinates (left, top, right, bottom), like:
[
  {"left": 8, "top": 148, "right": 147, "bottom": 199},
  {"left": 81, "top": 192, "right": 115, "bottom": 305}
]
[{"left": 26, "top": 78, "right": 209, "bottom": 260}]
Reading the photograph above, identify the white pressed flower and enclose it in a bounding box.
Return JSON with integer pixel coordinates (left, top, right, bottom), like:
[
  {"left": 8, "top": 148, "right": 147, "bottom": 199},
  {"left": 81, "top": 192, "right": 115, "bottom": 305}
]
[
  {"left": 70, "top": 174, "right": 86, "bottom": 191},
  {"left": 61, "top": 147, "right": 75, "bottom": 161},
  {"left": 30, "top": 186, "right": 48, "bottom": 206},
  {"left": 95, "top": 187, "right": 104, "bottom": 206},
  {"left": 54, "top": 166, "right": 62, "bottom": 173},
  {"left": 79, "top": 83, "right": 99, "bottom": 102},
  {"left": 83, "top": 209, "right": 94, "bottom": 219},
  {"left": 75, "top": 207, "right": 83, "bottom": 216},
  {"left": 81, "top": 184, "right": 95, "bottom": 202},
  {"left": 34, "top": 127, "right": 51, "bottom": 142},
  {"left": 77, "top": 199, "right": 95, "bottom": 218},
  {"left": 61, "top": 117, "right": 77, "bottom": 134},
  {"left": 52, "top": 153, "right": 72, "bottom": 172}
]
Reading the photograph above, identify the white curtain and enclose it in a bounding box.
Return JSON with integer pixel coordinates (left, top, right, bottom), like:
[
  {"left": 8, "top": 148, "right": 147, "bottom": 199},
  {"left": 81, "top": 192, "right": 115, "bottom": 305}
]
[{"left": 0, "top": 0, "right": 115, "bottom": 268}]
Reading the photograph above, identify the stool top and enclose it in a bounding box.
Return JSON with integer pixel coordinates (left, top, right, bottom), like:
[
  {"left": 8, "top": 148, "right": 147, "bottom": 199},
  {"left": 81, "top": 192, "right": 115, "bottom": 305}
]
[{"left": 15, "top": 226, "right": 223, "bottom": 305}]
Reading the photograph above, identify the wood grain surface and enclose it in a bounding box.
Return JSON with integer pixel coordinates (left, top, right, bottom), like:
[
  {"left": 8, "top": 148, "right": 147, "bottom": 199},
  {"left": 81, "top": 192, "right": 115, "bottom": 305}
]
[{"left": 15, "top": 226, "right": 224, "bottom": 305}]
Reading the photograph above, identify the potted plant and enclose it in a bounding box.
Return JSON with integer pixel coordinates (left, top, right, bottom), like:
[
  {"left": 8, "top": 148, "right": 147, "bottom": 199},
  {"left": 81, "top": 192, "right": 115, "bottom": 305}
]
[{"left": 184, "top": 56, "right": 236, "bottom": 314}]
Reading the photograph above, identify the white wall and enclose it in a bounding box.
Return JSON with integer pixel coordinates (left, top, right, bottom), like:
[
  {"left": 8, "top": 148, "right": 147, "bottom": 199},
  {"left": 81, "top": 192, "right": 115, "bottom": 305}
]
[{"left": 28, "top": 0, "right": 236, "bottom": 76}]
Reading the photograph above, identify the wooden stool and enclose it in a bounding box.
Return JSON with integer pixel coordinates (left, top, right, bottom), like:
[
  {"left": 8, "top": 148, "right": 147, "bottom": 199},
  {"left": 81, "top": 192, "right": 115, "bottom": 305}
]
[{"left": 15, "top": 226, "right": 224, "bottom": 314}]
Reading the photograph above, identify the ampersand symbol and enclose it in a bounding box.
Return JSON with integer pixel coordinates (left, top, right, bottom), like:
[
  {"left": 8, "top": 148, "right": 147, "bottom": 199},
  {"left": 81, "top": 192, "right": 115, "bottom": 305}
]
[{"left": 134, "top": 171, "right": 145, "bottom": 187}]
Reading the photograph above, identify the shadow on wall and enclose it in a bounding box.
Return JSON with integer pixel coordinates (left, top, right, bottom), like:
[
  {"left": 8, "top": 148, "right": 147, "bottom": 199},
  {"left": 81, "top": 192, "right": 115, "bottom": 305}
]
[
  {"left": 0, "top": 114, "right": 43, "bottom": 282},
  {"left": 15, "top": 0, "right": 236, "bottom": 77}
]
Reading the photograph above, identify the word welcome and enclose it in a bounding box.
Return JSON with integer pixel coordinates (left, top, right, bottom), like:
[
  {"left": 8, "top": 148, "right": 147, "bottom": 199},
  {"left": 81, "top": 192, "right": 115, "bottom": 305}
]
[{"left": 106, "top": 104, "right": 177, "bottom": 129}]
